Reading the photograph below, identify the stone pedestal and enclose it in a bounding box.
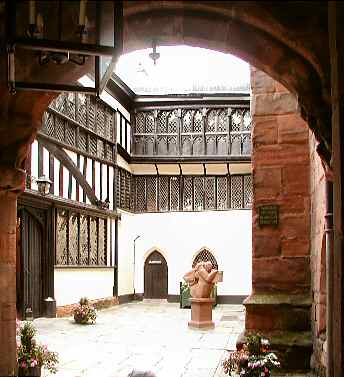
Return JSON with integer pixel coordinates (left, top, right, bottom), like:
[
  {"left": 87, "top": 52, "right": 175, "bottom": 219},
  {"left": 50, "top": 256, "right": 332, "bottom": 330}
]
[{"left": 188, "top": 298, "right": 215, "bottom": 329}]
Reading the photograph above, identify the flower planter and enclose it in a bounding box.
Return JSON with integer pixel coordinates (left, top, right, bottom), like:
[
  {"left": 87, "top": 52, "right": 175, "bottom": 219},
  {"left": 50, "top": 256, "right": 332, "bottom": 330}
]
[{"left": 17, "top": 366, "right": 42, "bottom": 376}]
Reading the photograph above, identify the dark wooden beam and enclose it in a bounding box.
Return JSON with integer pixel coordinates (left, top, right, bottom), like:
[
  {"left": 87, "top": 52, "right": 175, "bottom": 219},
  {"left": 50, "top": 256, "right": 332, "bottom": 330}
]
[{"left": 37, "top": 136, "right": 99, "bottom": 207}]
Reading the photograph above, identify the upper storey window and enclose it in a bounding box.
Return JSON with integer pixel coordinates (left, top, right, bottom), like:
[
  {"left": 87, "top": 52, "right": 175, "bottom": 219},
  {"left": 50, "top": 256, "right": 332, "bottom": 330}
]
[{"left": 115, "top": 46, "right": 250, "bottom": 95}]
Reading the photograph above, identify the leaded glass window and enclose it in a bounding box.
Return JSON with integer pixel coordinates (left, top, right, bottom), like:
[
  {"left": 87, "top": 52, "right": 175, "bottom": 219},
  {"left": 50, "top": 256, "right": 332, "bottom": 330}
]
[{"left": 55, "top": 209, "right": 109, "bottom": 266}]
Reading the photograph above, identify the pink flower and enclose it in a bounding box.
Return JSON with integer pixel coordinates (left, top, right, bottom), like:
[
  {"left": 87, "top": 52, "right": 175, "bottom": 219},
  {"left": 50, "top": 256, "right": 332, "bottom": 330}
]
[
  {"left": 264, "top": 367, "right": 269, "bottom": 372},
  {"left": 30, "top": 359, "right": 38, "bottom": 367},
  {"left": 261, "top": 373, "right": 265, "bottom": 377},
  {"left": 21, "top": 361, "right": 27, "bottom": 369}
]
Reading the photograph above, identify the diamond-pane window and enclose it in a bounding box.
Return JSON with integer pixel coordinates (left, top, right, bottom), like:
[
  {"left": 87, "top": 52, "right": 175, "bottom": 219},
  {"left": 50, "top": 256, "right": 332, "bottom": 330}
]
[{"left": 192, "top": 249, "right": 218, "bottom": 270}]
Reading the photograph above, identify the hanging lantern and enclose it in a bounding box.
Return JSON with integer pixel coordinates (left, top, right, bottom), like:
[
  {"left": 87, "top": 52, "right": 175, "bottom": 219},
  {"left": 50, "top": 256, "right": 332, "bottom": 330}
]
[{"left": 6, "top": 0, "right": 123, "bottom": 96}]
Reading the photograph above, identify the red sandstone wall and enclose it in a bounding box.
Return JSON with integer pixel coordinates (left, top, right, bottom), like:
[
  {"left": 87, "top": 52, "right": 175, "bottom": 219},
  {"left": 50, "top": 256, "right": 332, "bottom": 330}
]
[
  {"left": 251, "top": 67, "right": 311, "bottom": 294},
  {"left": 309, "top": 132, "right": 327, "bottom": 373}
]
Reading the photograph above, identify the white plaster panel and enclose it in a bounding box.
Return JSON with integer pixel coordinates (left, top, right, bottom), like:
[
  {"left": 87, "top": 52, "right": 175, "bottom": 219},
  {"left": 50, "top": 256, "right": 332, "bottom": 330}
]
[{"left": 54, "top": 268, "right": 114, "bottom": 306}]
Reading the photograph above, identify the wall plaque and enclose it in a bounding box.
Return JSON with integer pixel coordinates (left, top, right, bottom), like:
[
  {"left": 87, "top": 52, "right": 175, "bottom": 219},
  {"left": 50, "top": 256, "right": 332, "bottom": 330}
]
[{"left": 258, "top": 205, "right": 279, "bottom": 226}]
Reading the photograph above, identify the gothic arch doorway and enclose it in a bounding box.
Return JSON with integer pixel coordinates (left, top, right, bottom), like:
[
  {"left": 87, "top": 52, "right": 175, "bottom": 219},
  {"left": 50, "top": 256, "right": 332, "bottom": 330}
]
[{"left": 144, "top": 251, "right": 168, "bottom": 299}]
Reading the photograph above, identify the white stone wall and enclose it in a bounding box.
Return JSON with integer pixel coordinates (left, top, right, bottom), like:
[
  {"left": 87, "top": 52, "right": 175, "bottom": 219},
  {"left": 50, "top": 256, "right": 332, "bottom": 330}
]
[
  {"left": 118, "top": 209, "right": 252, "bottom": 297},
  {"left": 54, "top": 267, "right": 114, "bottom": 306}
]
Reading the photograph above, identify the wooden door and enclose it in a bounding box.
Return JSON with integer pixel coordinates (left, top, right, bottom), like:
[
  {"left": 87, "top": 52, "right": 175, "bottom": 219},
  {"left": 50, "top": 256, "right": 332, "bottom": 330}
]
[
  {"left": 144, "top": 251, "right": 168, "bottom": 299},
  {"left": 18, "top": 209, "right": 43, "bottom": 318}
]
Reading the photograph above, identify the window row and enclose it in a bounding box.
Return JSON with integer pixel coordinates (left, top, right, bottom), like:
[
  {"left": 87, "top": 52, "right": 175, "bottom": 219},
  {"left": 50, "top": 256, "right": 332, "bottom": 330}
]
[
  {"left": 55, "top": 209, "right": 109, "bottom": 266},
  {"left": 133, "top": 107, "right": 251, "bottom": 157},
  {"left": 116, "top": 168, "right": 252, "bottom": 213}
]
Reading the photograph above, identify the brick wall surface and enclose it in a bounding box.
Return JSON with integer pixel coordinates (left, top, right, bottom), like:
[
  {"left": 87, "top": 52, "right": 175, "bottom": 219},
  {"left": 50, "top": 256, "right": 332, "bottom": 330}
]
[{"left": 251, "top": 67, "right": 311, "bottom": 294}]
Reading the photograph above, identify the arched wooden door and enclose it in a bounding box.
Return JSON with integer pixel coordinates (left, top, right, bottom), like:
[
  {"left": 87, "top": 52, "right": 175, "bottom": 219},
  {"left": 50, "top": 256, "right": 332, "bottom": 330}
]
[
  {"left": 144, "top": 251, "right": 168, "bottom": 299},
  {"left": 18, "top": 209, "right": 43, "bottom": 319}
]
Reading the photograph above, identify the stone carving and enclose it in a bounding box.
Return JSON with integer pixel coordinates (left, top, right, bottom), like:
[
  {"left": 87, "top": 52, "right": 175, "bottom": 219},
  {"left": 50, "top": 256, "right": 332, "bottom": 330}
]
[{"left": 183, "top": 261, "right": 223, "bottom": 299}]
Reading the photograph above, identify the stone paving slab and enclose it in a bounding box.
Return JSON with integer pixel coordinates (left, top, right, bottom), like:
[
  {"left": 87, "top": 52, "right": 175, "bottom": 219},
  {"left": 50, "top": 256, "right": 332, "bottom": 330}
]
[{"left": 32, "top": 301, "right": 245, "bottom": 377}]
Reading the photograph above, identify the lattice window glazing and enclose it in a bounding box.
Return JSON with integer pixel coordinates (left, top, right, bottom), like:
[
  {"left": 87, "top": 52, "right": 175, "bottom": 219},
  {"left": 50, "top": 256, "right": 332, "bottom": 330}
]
[
  {"left": 135, "top": 112, "right": 145, "bottom": 133},
  {"left": 231, "top": 109, "right": 242, "bottom": 131},
  {"left": 56, "top": 209, "right": 68, "bottom": 265},
  {"left": 89, "top": 136, "right": 97, "bottom": 156},
  {"left": 116, "top": 168, "right": 121, "bottom": 208},
  {"left": 43, "top": 112, "right": 55, "bottom": 137},
  {"left": 98, "top": 219, "right": 107, "bottom": 265},
  {"left": 97, "top": 140, "right": 105, "bottom": 159},
  {"left": 206, "top": 110, "right": 217, "bottom": 132},
  {"left": 125, "top": 171, "right": 131, "bottom": 210},
  {"left": 77, "top": 93, "right": 87, "bottom": 127},
  {"left": 87, "top": 97, "right": 96, "bottom": 131},
  {"left": 96, "top": 104, "right": 105, "bottom": 136},
  {"left": 89, "top": 217, "right": 98, "bottom": 265},
  {"left": 64, "top": 93, "right": 76, "bottom": 120},
  {"left": 68, "top": 212, "right": 79, "bottom": 265},
  {"left": 159, "top": 176, "right": 169, "bottom": 212},
  {"left": 192, "top": 249, "right": 218, "bottom": 270},
  {"left": 146, "top": 176, "right": 157, "bottom": 212},
  {"left": 55, "top": 210, "right": 108, "bottom": 267},
  {"left": 231, "top": 175, "right": 244, "bottom": 209},
  {"left": 194, "top": 177, "right": 204, "bottom": 211},
  {"left": 217, "top": 176, "right": 228, "bottom": 210},
  {"left": 182, "top": 110, "right": 193, "bottom": 133},
  {"left": 157, "top": 111, "right": 168, "bottom": 133},
  {"left": 79, "top": 214, "right": 89, "bottom": 265},
  {"left": 55, "top": 117, "right": 65, "bottom": 142},
  {"left": 168, "top": 110, "right": 178, "bottom": 133},
  {"left": 145, "top": 113, "right": 155, "bottom": 133},
  {"left": 65, "top": 124, "right": 76, "bottom": 146},
  {"left": 120, "top": 169, "right": 126, "bottom": 208},
  {"left": 183, "top": 177, "right": 193, "bottom": 211},
  {"left": 135, "top": 176, "right": 146, "bottom": 212},
  {"left": 170, "top": 176, "right": 180, "bottom": 211},
  {"left": 244, "top": 175, "right": 253, "bottom": 208},
  {"left": 205, "top": 177, "right": 216, "bottom": 210},
  {"left": 218, "top": 110, "right": 228, "bottom": 132},
  {"left": 78, "top": 130, "right": 87, "bottom": 152},
  {"left": 243, "top": 110, "right": 252, "bottom": 131},
  {"left": 193, "top": 110, "right": 203, "bottom": 133}
]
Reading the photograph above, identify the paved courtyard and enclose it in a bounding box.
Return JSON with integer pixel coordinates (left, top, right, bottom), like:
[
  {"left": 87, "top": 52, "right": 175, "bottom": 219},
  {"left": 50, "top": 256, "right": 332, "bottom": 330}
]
[{"left": 33, "top": 300, "right": 245, "bottom": 377}]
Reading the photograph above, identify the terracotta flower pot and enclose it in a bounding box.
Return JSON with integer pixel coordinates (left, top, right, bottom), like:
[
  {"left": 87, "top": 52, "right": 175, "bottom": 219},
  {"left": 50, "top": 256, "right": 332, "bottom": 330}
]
[{"left": 17, "top": 366, "right": 42, "bottom": 376}]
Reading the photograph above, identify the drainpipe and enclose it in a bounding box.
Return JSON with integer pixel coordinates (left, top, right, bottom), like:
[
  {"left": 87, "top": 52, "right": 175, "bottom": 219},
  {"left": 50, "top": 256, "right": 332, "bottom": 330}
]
[
  {"left": 133, "top": 235, "right": 141, "bottom": 300},
  {"left": 113, "top": 218, "right": 119, "bottom": 297},
  {"left": 325, "top": 179, "right": 334, "bottom": 377}
]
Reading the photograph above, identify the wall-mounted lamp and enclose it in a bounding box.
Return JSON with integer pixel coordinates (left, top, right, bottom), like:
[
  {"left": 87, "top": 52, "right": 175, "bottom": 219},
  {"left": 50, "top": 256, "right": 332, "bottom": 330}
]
[{"left": 35, "top": 175, "right": 53, "bottom": 195}]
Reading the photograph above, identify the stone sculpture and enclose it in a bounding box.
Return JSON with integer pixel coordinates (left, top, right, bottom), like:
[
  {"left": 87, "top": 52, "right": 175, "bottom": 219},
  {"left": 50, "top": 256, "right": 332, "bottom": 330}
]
[
  {"left": 183, "top": 261, "right": 223, "bottom": 329},
  {"left": 183, "top": 261, "right": 223, "bottom": 298}
]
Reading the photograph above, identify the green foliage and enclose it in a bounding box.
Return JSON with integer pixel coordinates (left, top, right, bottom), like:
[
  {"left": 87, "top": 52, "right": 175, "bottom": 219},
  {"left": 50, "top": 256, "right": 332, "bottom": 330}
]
[{"left": 17, "top": 321, "right": 59, "bottom": 374}]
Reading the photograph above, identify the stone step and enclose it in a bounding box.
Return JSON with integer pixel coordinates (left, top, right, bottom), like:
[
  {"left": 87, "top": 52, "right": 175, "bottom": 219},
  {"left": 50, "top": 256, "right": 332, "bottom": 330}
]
[{"left": 244, "top": 293, "right": 312, "bottom": 332}]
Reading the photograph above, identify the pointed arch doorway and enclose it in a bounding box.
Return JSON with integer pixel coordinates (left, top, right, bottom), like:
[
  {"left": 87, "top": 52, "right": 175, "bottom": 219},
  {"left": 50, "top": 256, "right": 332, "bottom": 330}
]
[{"left": 144, "top": 251, "right": 168, "bottom": 299}]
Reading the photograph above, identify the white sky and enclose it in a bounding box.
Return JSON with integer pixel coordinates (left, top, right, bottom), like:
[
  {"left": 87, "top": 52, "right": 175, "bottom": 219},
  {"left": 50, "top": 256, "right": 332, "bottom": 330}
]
[{"left": 115, "top": 45, "right": 250, "bottom": 95}]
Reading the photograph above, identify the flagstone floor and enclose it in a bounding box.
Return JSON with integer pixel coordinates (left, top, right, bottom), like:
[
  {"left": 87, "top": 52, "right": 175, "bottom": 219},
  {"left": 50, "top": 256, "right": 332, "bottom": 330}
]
[{"left": 33, "top": 300, "right": 245, "bottom": 377}]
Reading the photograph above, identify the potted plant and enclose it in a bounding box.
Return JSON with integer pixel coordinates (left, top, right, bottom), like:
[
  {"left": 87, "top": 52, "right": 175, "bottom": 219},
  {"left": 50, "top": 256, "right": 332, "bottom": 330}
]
[
  {"left": 73, "top": 297, "right": 97, "bottom": 324},
  {"left": 179, "top": 281, "right": 217, "bottom": 308},
  {"left": 16, "top": 321, "right": 58, "bottom": 376},
  {"left": 222, "top": 334, "right": 280, "bottom": 376}
]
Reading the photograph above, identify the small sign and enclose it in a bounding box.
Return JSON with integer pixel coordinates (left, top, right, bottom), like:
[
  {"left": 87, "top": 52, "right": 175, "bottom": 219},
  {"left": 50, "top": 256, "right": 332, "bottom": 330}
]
[
  {"left": 258, "top": 205, "right": 279, "bottom": 226},
  {"left": 149, "top": 260, "right": 162, "bottom": 264}
]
